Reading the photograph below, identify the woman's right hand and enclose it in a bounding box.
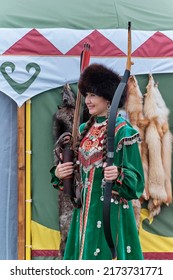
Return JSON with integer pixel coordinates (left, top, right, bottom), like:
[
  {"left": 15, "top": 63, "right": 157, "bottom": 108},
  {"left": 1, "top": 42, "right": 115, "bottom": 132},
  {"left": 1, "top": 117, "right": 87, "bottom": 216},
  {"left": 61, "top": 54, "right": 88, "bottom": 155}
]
[{"left": 55, "top": 162, "right": 74, "bottom": 180}]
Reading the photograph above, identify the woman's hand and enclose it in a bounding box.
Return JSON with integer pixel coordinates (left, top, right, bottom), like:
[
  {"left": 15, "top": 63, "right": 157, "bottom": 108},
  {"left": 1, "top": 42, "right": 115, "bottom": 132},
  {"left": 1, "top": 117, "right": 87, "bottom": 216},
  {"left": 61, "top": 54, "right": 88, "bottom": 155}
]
[
  {"left": 103, "top": 164, "right": 119, "bottom": 181},
  {"left": 55, "top": 162, "right": 74, "bottom": 180}
]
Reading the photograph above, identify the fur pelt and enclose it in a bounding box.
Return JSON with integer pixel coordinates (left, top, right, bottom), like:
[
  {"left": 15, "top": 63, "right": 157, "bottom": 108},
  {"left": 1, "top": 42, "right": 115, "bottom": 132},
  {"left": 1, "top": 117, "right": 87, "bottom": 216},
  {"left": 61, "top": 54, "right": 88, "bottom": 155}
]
[
  {"left": 161, "top": 130, "right": 173, "bottom": 203},
  {"left": 145, "top": 121, "right": 166, "bottom": 202},
  {"left": 127, "top": 75, "right": 149, "bottom": 198},
  {"left": 143, "top": 74, "right": 172, "bottom": 218},
  {"left": 126, "top": 75, "right": 144, "bottom": 128},
  {"left": 127, "top": 74, "right": 172, "bottom": 220},
  {"left": 126, "top": 75, "right": 149, "bottom": 229},
  {"left": 53, "top": 83, "right": 75, "bottom": 258},
  {"left": 154, "top": 81, "right": 172, "bottom": 204},
  {"left": 147, "top": 198, "right": 162, "bottom": 219},
  {"left": 53, "top": 83, "right": 75, "bottom": 144}
]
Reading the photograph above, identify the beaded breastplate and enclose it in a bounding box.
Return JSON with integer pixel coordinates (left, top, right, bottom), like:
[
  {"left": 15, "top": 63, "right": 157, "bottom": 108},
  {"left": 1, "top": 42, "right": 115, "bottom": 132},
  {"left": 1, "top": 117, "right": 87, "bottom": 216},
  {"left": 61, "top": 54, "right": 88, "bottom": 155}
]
[{"left": 78, "top": 119, "right": 107, "bottom": 172}]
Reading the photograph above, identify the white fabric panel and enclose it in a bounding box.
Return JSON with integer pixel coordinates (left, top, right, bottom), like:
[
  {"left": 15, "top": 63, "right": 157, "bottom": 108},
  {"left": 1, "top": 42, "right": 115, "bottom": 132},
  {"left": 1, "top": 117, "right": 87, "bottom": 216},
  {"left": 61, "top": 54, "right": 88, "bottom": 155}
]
[{"left": 0, "top": 28, "right": 173, "bottom": 107}]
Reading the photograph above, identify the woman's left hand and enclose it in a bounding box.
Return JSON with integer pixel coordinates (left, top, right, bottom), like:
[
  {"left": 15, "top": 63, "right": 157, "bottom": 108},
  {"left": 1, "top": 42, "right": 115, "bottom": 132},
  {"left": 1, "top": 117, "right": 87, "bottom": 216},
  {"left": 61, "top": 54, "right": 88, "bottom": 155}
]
[{"left": 103, "top": 164, "right": 119, "bottom": 181}]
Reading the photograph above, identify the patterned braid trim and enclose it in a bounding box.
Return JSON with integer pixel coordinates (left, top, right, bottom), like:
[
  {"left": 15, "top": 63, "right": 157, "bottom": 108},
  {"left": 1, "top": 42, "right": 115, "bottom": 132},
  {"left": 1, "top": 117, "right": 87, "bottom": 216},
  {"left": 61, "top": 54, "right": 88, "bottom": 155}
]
[{"left": 116, "top": 133, "right": 141, "bottom": 152}]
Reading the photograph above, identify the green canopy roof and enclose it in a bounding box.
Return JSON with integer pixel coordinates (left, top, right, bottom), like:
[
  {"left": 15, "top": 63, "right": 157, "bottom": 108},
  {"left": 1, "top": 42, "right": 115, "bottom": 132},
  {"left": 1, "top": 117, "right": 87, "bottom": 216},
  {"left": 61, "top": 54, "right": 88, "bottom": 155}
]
[{"left": 0, "top": 0, "right": 173, "bottom": 30}]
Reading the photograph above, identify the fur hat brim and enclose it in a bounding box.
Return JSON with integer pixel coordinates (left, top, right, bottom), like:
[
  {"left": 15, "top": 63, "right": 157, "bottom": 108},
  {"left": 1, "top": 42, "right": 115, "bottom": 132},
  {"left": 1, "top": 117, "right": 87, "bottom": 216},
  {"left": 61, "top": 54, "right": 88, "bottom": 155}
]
[{"left": 78, "top": 63, "right": 122, "bottom": 102}]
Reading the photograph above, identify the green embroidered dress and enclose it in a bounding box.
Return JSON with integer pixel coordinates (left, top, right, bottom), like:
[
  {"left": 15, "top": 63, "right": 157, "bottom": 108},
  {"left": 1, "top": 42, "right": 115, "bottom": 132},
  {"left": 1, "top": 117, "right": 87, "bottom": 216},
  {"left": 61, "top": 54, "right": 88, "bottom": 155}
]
[{"left": 52, "top": 115, "right": 145, "bottom": 260}]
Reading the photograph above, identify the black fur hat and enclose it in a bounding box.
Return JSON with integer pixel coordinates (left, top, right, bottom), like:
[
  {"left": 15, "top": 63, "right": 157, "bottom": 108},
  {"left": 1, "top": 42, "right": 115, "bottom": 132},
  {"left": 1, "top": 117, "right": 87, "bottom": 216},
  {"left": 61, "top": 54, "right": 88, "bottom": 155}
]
[{"left": 78, "top": 63, "right": 126, "bottom": 106}]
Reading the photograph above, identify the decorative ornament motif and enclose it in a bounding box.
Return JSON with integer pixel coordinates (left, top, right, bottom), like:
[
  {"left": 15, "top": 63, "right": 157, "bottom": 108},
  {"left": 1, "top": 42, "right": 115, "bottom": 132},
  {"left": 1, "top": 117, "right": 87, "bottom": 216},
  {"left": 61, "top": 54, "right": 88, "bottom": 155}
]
[
  {"left": 126, "top": 245, "right": 131, "bottom": 253},
  {"left": 94, "top": 248, "right": 101, "bottom": 256},
  {"left": 97, "top": 221, "right": 102, "bottom": 228},
  {"left": 0, "top": 61, "right": 41, "bottom": 94}
]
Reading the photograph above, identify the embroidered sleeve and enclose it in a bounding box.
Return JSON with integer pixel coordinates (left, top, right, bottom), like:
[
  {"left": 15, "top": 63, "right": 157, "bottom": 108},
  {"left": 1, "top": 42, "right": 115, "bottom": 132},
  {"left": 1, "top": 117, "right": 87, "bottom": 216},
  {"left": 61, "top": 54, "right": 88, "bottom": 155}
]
[
  {"left": 112, "top": 117, "right": 145, "bottom": 200},
  {"left": 116, "top": 167, "right": 124, "bottom": 185},
  {"left": 113, "top": 166, "right": 142, "bottom": 200},
  {"left": 50, "top": 166, "right": 63, "bottom": 190}
]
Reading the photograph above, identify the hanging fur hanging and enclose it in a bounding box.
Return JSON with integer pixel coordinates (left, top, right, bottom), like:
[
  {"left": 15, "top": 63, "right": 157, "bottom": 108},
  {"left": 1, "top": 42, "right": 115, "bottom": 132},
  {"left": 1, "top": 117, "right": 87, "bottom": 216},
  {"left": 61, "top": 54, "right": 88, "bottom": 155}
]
[
  {"left": 127, "top": 75, "right": 149, "bottom": 197},
  {"left": 53, "top": 83, "right": 76, "bottom": 145},
  {"left": 126, "top": 74, "right": 172, "bottom": 220},
  {"left": 126, "top": 75, "right": 149, "bottom": 229},
  {"left": 53, "top": 83, "right": 76, "bottom": 258},
  {"left": 153, "top": 80, "right": 172, "bottom": 204},
  {"left": 143, "top": 74, "right": 172, "bottom": 218}
]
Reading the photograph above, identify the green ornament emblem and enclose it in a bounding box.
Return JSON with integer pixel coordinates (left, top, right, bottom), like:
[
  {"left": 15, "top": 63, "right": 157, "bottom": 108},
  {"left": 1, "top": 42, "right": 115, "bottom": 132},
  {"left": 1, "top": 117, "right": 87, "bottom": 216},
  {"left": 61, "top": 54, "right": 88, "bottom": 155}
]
[{"left": 0, "top": 62, "right": 41, "bottom": 94}]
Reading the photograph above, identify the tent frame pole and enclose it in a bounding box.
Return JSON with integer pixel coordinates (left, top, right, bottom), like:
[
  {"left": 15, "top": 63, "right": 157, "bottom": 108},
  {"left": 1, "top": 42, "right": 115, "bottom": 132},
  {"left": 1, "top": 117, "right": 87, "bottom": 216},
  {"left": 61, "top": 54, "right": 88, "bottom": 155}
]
[
  {"left": 17, "top": 104, "right": 26, "bottom": 260},
  {"left": 25, "top": 99, "right": 32, "bottom": 260}
]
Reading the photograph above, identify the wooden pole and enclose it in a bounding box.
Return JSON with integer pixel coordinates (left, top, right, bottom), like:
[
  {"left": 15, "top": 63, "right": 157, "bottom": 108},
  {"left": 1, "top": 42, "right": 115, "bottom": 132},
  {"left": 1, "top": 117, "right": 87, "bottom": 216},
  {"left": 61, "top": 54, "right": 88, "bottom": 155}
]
[
  {"left": 17, "top": 104, "right": 26, "bottom": 260},
  {"left": 126, "top": 22, "right": 133, "bottom": 71},
  {"left": 25, "top": 99, "right": 32, "bottom": 260}
]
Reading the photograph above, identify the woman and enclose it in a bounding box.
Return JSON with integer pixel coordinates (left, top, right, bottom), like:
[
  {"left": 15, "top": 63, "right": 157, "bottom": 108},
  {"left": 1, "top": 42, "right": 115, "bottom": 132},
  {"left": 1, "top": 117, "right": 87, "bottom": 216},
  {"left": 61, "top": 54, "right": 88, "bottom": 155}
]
[{"left": 51, "top": 63, "right": 144, "bottom": 260}]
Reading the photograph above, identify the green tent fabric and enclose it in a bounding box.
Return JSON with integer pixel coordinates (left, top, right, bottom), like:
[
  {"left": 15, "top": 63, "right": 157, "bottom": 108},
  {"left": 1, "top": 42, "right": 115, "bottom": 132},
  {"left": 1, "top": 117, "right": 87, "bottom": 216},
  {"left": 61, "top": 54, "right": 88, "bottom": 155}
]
[{"left": 0, "top": 0, "right": 173, "bottom": 30}]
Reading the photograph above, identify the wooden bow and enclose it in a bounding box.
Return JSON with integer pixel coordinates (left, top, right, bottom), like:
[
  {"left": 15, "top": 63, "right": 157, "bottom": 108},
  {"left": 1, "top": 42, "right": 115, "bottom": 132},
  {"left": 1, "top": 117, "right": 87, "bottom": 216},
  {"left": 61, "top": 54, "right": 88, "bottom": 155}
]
[{"left": 103, "top": 22, "right": 133, "bottom": 259}]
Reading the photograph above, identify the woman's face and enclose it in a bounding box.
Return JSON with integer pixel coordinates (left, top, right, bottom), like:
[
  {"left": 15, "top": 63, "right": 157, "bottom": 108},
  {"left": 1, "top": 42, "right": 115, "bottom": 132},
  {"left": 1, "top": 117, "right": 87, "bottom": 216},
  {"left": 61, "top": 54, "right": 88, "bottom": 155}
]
[{"left": 85, "top": 93, "right": 109, "bottom": 117}]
